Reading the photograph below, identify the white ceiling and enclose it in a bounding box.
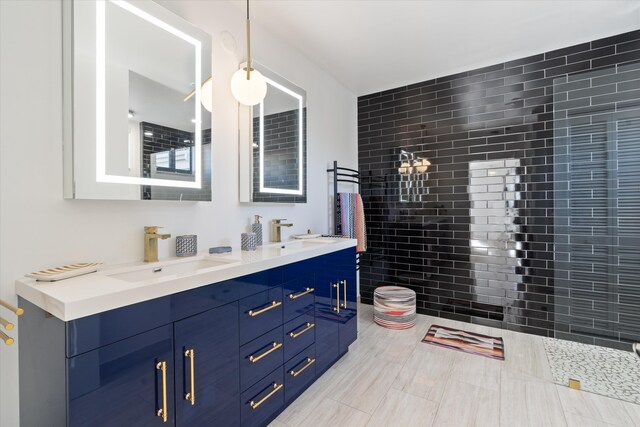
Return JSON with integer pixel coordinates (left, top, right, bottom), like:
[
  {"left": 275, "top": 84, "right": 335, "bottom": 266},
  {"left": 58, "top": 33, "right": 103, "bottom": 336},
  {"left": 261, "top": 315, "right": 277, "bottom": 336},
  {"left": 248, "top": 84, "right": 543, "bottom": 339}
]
[{"left": 229, "top": 0, "right": 640, "bottom": 96}]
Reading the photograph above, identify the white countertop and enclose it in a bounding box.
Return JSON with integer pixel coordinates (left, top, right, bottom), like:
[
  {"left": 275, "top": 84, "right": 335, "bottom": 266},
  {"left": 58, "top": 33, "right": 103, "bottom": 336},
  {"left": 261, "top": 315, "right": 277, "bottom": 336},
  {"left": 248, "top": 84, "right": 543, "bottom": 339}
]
[{"left": 15, "top": 238, "right": 356, "bottom": 322}]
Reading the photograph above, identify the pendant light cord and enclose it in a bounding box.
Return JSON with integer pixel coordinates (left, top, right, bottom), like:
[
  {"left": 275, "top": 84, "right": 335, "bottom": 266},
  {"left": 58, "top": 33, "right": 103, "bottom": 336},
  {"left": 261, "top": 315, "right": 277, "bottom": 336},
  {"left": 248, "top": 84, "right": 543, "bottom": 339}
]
[{"left": 246, "top": 0, "right": 251, "bottom": 80}]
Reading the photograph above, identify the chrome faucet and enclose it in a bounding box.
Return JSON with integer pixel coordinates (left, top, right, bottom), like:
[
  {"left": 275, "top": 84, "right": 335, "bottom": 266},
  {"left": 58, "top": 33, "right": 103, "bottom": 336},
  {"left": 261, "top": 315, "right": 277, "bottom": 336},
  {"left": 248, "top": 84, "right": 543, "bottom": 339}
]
[
  {"left": 272, "top": 219, "right": 293, "bottom": 243},
  {"left": 144, "top": 226, "right": 171, "bottom": 262}
]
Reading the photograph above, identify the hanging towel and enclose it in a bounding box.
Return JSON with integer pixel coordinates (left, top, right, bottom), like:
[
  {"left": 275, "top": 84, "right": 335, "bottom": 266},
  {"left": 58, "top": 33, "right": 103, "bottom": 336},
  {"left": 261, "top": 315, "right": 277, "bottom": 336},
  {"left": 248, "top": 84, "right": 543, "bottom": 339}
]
[{"left": 339, "top": 193, "right": 367, "bottom": 253}]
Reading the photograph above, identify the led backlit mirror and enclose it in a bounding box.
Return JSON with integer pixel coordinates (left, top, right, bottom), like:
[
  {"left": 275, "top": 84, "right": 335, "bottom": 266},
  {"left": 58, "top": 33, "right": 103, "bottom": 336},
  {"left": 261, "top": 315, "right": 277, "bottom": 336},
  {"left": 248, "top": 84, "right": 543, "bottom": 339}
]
[
  {"left": 63, "top": 0, "right": 212, "bottom": 200},
  {"left": 239, "top": 62, "right": 307, "bottom": 203}
]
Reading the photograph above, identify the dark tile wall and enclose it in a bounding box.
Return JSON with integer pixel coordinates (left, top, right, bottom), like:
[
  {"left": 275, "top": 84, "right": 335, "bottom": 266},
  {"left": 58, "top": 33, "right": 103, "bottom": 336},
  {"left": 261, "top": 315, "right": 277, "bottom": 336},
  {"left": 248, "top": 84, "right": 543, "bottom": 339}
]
[
  {"left": 357, "top": 29, "right": 640, "bottom": 349},
  {"left": 252, "top": 109, "right": 307, "bottom": 203}
]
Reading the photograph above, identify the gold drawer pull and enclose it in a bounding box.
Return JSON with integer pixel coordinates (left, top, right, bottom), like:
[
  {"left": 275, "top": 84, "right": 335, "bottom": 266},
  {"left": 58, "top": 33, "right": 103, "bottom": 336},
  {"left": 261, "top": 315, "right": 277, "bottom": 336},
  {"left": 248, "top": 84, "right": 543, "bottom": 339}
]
[
  {"left": 249, "top": 342, "right": 282, "bottom": 363},
  {"left": 156, "top": 361, "right": 168, "bottom": 423},
  {"left": 289, "top": 322, "right": 315, "bottom": 339},
  {"left": 340, "top": 280, "right": 347, "bottom": 308},
  {"left": 248, "top": 301, "right": 282, "bottom": 317},
  {"left": 290, "top": 357, "right": 316, "bottom": 377},
  {"left": 249, "top": 382, "right": 283, "bottom": 410},
  {"left": 288, "top": 287, "right": 314, "bottom": 300},
  {"left": 184, "top": 349, "right": 195, "bottom": 406},
  {"left": 332, "top": 283, "right": 340, "bottom": 313}
]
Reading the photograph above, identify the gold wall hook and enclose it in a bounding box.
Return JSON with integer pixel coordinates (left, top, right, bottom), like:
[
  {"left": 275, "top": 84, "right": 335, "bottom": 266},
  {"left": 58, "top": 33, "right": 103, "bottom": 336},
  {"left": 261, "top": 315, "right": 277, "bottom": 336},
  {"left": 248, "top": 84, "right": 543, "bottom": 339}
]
[
  {"left": 0, "top": 299, "right": 24, "bottom": 316},
  {"left": 0, "top": 317, "right": 14, "bottom": 331},
  {"left": 0, "top": 331, "right": 14, "bottom": 346}
]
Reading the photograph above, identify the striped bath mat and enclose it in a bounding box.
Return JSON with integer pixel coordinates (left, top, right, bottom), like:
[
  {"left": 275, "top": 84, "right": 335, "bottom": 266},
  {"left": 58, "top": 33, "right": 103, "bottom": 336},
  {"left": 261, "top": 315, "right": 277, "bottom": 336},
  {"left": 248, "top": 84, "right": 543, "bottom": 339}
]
[{"left": 422, "top": 325, "right": 505, "bottom": 360}]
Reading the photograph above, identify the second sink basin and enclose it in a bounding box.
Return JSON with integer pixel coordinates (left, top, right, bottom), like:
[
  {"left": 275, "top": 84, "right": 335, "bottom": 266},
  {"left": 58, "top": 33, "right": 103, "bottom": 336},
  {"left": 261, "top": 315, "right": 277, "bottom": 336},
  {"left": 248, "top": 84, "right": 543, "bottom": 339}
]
[{"left": 106, "top": 257, "right": 238, "bottom": 283}]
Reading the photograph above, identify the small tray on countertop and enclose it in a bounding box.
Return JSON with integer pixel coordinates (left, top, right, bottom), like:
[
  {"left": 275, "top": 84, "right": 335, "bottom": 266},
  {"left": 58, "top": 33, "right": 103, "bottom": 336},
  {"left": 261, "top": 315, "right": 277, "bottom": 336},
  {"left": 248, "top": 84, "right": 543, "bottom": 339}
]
[{"left": 25, "top": 262, "right": 103, "bottom": 282}]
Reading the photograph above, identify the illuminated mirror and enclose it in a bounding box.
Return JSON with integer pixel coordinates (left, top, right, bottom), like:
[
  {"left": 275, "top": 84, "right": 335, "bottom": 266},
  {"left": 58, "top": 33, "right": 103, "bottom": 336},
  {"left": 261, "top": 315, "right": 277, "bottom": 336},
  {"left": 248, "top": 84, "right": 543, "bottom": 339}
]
[
  {"left": 63, "top": 0, "right": 212, "bottom": 200},
  {"left": 239, "top": 62, "right": 307, "bottom": 203}
]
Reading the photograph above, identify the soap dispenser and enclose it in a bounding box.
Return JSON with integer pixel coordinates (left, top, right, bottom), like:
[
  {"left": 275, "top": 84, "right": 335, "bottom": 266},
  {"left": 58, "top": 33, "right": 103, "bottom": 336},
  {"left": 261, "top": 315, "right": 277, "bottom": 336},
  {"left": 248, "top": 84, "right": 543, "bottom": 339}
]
[{"left": 252, "top": 215, "right": 263, "bottom": 246}]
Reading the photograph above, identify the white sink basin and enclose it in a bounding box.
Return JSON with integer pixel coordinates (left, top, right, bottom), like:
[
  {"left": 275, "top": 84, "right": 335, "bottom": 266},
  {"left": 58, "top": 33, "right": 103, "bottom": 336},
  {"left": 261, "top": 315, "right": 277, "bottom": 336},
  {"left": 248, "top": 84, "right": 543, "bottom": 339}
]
[
  {"left": 265, "top": 238, "right": 340, "bottom": 251},
  {"left": 106, "top": 257, "right": 238, "bottom": 283}
]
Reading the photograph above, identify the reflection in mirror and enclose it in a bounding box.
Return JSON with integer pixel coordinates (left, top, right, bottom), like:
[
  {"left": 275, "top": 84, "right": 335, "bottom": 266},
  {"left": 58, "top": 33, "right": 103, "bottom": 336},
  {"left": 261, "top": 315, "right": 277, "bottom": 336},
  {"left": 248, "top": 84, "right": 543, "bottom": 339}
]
[
  {"left": 239, "top": 62, "right": 306, "bottom": 203},
  {"left": 63, "top": 0, "right": 212, "bottom": 201}
]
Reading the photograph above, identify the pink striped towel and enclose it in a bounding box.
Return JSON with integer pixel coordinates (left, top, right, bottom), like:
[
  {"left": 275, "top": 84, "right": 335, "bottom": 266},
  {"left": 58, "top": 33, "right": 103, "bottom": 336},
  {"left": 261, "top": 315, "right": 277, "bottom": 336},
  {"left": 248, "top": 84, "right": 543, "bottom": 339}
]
[{"left": 339, "top": 193, "right": 367, "bottom": 253}]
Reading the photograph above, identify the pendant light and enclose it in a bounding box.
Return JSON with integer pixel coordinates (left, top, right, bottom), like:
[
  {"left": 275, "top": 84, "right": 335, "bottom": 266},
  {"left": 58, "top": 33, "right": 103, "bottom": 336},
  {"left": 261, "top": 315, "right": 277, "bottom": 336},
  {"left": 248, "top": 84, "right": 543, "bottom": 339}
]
[{"left": 230, "top": 0, "right": 267, "bottom": 106}]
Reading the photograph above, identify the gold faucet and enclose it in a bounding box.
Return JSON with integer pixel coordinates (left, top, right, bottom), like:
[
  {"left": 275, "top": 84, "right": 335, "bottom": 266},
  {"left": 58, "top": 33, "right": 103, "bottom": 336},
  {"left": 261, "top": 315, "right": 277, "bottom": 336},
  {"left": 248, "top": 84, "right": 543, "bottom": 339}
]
[
  {"left": 144, "top": 226, "right": 171, "bottom": 262},
  {"left": 272, "top": 219, "right": 293, "bottom": 243}
]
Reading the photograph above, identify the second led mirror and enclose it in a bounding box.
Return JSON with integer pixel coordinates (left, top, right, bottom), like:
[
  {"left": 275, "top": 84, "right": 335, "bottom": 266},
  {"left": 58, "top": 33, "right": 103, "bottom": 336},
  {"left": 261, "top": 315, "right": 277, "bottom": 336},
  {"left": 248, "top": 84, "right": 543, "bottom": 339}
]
[{"left": 239, "top": 62, "right": 307, "bottom": 203}]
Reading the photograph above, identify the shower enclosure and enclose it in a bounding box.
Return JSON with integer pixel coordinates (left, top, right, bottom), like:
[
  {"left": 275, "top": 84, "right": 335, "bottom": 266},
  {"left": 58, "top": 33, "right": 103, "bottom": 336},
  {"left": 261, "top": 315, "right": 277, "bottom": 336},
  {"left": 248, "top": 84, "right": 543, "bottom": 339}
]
[{"left": 553, "top": 63, "right": 640, "bottom": 350}]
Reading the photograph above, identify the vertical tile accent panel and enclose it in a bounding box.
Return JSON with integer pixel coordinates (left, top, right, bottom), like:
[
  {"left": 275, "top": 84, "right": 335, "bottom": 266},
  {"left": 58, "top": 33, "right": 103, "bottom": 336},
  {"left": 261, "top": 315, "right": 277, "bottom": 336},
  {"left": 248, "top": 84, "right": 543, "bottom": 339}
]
[{"left": 358, "top": 29, "right": 640, "bottom": 348}]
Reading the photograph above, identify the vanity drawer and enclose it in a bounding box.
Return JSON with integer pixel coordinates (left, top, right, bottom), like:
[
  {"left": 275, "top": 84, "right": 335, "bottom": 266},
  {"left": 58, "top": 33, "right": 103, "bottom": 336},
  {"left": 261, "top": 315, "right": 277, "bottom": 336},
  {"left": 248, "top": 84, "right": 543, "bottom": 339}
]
[
  {"left": 239, "top": 287, "right": 283, "bottom": 345},
  {"left": 283, "top": 311, "right": 315, "bottom": 362},
  {"left": 283, "top": 276, "right": 315, "bottom": 323},
  {"left": 240, "top": 326, "right": 284, "bottom": 391},
  {"left": 241, "top": 366, "right": 284, "bottom": 427},
  {"left": 284, "top": 344, "right": 316, "bottom": 404}
]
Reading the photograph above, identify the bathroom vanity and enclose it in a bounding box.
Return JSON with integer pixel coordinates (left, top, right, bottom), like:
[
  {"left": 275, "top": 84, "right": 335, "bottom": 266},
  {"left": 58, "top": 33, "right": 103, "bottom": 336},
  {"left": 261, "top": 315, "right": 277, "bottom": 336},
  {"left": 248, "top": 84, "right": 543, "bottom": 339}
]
[{"left": 16, "top": 240, "right": 357, "bottom": 427}]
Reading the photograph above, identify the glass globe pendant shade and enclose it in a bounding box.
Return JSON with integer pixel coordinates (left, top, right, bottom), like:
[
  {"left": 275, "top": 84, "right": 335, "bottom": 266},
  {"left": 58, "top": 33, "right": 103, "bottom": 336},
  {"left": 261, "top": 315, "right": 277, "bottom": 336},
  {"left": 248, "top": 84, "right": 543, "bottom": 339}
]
[
  {"left": 231, "top": 67, "right": 267, "bottom": 106},
  {"left": 201, "top": 78, "right": 213, "bottom": 112}
]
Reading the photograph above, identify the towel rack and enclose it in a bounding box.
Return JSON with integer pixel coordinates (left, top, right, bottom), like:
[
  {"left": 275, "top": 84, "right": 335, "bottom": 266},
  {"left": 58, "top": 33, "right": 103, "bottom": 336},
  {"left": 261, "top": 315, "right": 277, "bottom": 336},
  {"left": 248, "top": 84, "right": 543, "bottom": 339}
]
[
  {"left": 327, "top": 161, "right": 361, "bottom": 236},
  {"left": 0, "top": 298, "right": 24, "bottom": 345},
  {"left": 327, "top": 161, "right": 361, "bottom": 270}
]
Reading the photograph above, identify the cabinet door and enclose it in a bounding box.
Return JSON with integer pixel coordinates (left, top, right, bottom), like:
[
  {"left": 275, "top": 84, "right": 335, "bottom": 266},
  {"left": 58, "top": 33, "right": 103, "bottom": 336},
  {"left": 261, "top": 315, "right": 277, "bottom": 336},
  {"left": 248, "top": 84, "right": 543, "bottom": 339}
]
[
  {"left": 174, "top": 302, "right": 240, "bottom": 427},
  {"left": 313, "top": 252, "right": 341, "bottom": 375},
  {"left": 67, "top": 325, "right": 174, "bottom": 427},
  {"left": 337, "top": 248, "right": 358, "bottom": 354}
]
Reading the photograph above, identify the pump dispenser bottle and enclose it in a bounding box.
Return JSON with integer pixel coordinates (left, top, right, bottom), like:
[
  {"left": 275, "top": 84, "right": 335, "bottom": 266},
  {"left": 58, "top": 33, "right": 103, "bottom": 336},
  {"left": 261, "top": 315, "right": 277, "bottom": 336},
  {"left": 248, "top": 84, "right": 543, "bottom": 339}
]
[{"left": 252, "top": 215, "right": 263, "bottom": 246}]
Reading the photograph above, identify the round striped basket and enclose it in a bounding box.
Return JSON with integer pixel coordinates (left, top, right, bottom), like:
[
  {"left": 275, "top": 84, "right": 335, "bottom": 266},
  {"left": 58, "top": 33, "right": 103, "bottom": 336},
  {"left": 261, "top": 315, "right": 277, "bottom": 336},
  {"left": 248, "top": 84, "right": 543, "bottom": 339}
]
[{"left": 373, "top": 286, "right": 417, "bottom": 329}]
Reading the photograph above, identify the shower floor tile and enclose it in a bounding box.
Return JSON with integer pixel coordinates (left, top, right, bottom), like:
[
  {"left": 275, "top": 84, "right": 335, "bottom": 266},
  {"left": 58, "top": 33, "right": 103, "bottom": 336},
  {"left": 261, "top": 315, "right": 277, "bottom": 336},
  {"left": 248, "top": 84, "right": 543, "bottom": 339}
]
[{"left": 544, "top": 337, "right": 640, "bottom": 405}]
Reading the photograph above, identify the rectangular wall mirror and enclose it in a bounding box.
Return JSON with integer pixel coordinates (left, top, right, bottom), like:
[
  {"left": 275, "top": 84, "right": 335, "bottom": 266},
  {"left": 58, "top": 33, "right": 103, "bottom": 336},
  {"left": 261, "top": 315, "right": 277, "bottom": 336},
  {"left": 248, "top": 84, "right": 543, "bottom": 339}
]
[
  {"left": 63, "top": 0, "right": 212, "bottom": 201},
  {"left": 239, "top": 62, "right": 307, "bottom": 203}
]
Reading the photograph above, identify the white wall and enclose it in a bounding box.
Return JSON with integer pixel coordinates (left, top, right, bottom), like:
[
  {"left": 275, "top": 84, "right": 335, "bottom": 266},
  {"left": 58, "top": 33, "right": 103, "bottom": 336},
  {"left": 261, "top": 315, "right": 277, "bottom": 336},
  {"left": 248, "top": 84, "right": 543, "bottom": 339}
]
[{"left": 0, "top": 1, "right": 357, "bottom": 425}]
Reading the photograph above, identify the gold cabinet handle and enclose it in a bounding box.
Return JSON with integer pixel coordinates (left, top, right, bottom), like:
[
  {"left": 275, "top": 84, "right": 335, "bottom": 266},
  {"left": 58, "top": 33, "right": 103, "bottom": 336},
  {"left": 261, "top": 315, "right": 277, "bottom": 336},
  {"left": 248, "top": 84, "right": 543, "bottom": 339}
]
[
  {"left": 288, "top": 287, "right": 314, "bottom": 300},
  {"left": 184, "top": 349, "right": 195, "bottom": 406},
  {"left": 249, "top": 342, "right": 282, "bottom": 363},
  {"left": 0, "top": 331, "right": 14, "bottom": 346},
  {"left": 156, "top": 361, "right": 168, "bottom": 423},
  {"left": 341, "top": 280, "right": 347, "bottom": 309},
  {"left": 249, "top": 382, "right": 283, "bottom": 410},
  {"left": 248, "top": 301, "right": 282, "bottom": 317},
  {"left": 0, "top": 299, "right": 23, "bottom": 316},
  {"left": 332, "top": 283, "right": 340, "bottom": 313},
  {"left": 290, "top": 357, "right": 316, "bottom": 377},
  {"left": 289, "top": 322, "right": 315, "bottom": 339}
]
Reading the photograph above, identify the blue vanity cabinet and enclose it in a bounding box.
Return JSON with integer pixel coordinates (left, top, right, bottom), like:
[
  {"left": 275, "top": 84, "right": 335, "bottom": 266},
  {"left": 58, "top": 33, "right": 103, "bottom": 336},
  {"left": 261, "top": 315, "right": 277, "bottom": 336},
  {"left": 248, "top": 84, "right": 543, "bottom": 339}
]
[
  {"left": 173, "top": 302, "right": 240, "bottom": 427},
  {"left": 19, "top": 247, "right": 357, "bottom": 427},
  {"left": 67, "top": 325, "right": 175, "bottom": 427}
]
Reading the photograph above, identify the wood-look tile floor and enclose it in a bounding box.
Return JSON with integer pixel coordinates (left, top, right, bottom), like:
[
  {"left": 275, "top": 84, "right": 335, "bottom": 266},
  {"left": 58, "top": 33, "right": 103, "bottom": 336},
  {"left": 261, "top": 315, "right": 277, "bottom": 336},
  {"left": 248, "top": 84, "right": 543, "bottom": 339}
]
[{"left": 271, "top": 303, "right": 640, "bottom": 427}]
